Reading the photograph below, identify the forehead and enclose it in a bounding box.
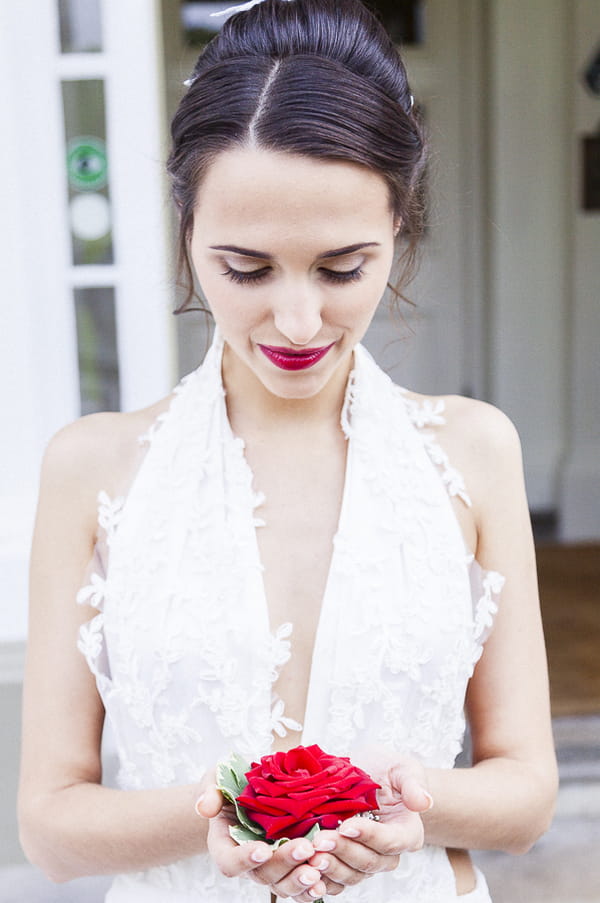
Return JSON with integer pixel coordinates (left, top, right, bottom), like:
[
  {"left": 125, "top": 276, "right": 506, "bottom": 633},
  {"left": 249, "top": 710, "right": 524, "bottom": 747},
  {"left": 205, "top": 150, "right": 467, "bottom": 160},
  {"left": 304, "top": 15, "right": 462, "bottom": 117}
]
[{"left": 193, "top": 147, "right": 394, "bottom": 247}]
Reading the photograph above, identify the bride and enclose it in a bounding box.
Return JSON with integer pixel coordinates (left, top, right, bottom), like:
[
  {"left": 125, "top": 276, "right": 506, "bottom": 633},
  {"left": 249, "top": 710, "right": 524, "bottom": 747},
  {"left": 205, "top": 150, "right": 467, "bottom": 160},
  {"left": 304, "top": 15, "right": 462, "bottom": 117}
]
[{"left": 18, "top": 1, "right": 558, "bottom": 901}]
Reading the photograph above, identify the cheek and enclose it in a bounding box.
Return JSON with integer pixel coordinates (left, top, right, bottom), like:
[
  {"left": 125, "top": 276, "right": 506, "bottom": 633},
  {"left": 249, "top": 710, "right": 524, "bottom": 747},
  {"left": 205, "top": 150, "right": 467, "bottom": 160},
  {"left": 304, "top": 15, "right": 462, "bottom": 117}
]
[{"left": 200, "top": 280, "right": 269, "bottom": 334}]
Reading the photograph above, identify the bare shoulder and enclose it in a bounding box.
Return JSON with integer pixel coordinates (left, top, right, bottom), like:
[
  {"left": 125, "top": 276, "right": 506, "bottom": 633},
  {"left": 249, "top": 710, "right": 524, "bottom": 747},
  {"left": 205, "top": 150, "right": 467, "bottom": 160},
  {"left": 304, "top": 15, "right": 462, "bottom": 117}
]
[
  {"left": 403, "top": 389, "right": 525, "bottom": 516},
  {"left": 405, "top": 389, "right": 520, "bottom": 450},
  {"left": 438, "top": 394, "right": 520, "bottom": 457},
  {"left": 40, "top": 395, "right": 174, "bottom": 528}
]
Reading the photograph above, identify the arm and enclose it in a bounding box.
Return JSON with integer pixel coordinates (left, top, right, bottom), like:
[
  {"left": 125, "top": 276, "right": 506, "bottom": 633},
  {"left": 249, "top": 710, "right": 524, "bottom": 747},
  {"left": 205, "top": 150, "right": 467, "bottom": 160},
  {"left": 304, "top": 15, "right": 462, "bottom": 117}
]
[
  {"left": 420, "top": 401, "right": 558, "bottom": 854},
  {"left": 18, "top": 420, "right": 275, "bottom": 883},
  {"left": 299, "top": 403, "right": 558, "bottom": 887}
]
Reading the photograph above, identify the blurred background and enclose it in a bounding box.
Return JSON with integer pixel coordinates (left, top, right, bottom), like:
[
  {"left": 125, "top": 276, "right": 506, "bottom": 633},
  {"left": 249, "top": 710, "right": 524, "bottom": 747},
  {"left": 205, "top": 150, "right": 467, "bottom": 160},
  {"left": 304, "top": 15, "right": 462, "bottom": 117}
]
[{"left": 0, "top": 0, "right": 598, "bottom": 900}]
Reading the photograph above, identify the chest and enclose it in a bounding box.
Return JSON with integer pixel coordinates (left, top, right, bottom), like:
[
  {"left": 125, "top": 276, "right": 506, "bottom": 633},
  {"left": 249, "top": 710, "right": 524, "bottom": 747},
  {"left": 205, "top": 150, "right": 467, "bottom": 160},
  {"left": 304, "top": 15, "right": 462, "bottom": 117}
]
[
  {"left": 241, "top": 426, "right": 348, "bottom": 738},
  {"left": 242, "top": 426, "right": 347, "bottom": 619}
]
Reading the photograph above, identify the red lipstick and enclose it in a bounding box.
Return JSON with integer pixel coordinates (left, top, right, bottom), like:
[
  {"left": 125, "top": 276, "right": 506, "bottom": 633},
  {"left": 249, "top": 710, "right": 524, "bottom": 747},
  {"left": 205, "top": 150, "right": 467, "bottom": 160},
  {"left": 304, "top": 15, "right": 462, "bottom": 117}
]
[{"left": 258, "top": 343, "right": 334, "bottom": 371}]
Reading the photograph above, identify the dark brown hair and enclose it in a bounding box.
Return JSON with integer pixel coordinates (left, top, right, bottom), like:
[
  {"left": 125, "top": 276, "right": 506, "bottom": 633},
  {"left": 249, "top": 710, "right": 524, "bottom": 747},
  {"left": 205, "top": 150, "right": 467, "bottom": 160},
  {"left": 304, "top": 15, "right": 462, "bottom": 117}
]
[{"left": 167, "top": 0, "right": 427, "bottom": 312}]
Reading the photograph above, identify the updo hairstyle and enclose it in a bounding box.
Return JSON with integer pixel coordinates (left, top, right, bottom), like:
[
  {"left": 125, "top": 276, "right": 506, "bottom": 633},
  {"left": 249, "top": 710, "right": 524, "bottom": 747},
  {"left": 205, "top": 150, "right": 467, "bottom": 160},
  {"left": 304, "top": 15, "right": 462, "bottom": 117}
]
[{"left": 167, "top": 0, "right": 427, "bottom": 312}]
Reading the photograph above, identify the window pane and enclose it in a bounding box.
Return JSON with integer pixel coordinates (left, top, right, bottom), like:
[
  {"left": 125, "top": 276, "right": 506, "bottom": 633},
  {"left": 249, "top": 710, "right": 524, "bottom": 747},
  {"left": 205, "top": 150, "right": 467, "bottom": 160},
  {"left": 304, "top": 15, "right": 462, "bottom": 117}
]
[
  {"left": 180, "top": 1, "right": 425, "bottom": 46},
  {"left": 62, "top": 80, "right": 114, "bottom": 265},
  {"left": 74, "top": 287, "right": 120, "bottom": 414},
  {"left": 181, "top": 2, "right": 224, "bottom": 45},
  {"left": 369, "top": 1, "right": 425, "bottom": 45},
  {"left": 58, "top": 0, "right": 103, "bottom": 53}
]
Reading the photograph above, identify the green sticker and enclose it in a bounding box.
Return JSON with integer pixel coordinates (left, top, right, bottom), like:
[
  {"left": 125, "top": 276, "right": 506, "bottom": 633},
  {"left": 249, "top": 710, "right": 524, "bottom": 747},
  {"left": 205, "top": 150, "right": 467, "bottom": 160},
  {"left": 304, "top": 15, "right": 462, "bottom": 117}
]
[{"left": 67, "top": 136, "right": 108, "bottom": 191}]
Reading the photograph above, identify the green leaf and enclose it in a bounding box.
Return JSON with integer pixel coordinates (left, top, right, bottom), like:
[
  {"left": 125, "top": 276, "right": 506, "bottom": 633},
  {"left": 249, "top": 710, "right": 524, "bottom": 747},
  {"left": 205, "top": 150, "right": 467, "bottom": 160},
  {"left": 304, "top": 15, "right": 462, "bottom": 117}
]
[
  {"left": 216, "top": 753, "right": 250, "bottom": 803},
  {"left": 271, "top": 836, "right": 290, "bottom": 850},
  {"left": 229, "top": 823, "right": 265, "bottom": 845},
  {"left": 305, "top": 823, "right": 321, "bottom": 842},
  {"left": 216, "top": 753, "right": 264, "bottom": 839}
]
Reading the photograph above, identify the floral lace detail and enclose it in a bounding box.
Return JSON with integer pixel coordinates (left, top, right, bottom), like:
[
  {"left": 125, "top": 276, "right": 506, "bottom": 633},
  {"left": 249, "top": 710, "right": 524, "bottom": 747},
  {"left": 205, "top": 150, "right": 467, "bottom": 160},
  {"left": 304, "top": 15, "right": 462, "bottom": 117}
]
[
  {"left": 402, "top": 393, "right": 472, "bottom": 507},
  {"left": 270, "top": 694, "right": 303, "bottom": 738},
  {"left": 97, "top": 490, "right": 125, "bottom": 541},
  {"left": 77, "top": 334, "right": 501, "bottom": 900},
  {"left": 472, "top": 567, "right": 505, "bottom": 654}
]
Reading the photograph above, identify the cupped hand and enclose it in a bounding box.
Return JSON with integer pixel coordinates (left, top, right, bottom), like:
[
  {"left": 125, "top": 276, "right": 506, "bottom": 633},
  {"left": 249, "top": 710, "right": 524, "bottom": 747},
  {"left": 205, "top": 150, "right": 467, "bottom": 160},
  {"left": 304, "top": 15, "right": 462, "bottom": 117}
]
[
  {"left": 197, "top": 787, "right": 328, "bottom": 901},
  {"left": 305, "top": 755, "right": 433, "bottom": 895}
]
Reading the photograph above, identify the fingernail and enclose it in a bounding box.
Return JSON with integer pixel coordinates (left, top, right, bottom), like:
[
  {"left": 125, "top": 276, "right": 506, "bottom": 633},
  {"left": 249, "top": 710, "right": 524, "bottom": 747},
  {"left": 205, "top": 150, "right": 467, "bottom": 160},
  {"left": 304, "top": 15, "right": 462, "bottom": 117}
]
[
  {"left": 314, "top": 838, "right": 336, "bottom": 851},
  {"left": 339, "top": 825, "right": 360, "bottom": 838},
  {"left": 292, "top": 845, "right": 312, "bottom": 861},
  {"left": 251, "top": 848, "right": 271, "bottom": 864},
  {"left": 194, "top": 793, "right": 205, "bottom": 815},
  {"left": 423, "top": 791, "right": 434, "bottom": 811},
  {"left": 299, "top": 872, "right": 316, "bottom": 886},
  {"left": 314, "top": 858, "right": 329, "bottom": 871},
  {"left": 309, "top": 889, "right": 322, "bottom": 899}
]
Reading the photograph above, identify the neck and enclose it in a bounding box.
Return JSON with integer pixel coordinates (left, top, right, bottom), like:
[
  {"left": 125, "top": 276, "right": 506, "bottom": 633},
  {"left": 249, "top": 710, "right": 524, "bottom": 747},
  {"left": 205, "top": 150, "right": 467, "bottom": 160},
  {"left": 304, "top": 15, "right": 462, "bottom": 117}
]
[{"left": 221, "top": 342, "right": 353, "bottom": 434}]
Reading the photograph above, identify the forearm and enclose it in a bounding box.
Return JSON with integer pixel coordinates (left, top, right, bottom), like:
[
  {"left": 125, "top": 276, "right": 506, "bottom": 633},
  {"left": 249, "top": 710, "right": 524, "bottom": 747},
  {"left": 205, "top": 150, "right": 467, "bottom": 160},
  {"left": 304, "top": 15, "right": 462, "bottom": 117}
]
[
  {"left": 423, "top": 757, "right": 558, "bottom": 855},
  {"left": 19, "top": 781, "right": 208, "bottom": 883}
]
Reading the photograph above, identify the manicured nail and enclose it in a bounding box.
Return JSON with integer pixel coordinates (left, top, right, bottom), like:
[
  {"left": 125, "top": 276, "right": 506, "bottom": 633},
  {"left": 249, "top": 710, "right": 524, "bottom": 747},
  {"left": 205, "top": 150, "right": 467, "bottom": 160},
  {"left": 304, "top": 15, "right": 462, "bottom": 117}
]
[
  {"left": 299, "top": 872, "right": 316, "bottom": 886},
  {"left": 194, "top": 793, "right": 205, "bottom": 815},
  {"left": 251, "top": 848, "right": 271, "bottom": 864},
  {"left": 314, "top": 838, "right": 336, "bottom": 851},
  {"left": 423, "top": 791, "right": 434, "bottom": 811},
  {"left": 339, "top": 825, "right": 360, "bottom": 838},
  {"left": 309, "top": 889, "right": 323, "bottom": 899},
  {"left": 292, "top": 845, "right": 313, "bottom": 861},
  {"left": 314, "top": 858, "right": 329, "bottom": 871}
]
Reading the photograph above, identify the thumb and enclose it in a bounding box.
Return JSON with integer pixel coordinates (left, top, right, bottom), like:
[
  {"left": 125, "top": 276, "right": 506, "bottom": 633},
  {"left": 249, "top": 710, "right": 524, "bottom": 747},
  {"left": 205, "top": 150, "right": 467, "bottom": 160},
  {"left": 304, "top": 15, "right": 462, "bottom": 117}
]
[
  {"left": 388, "top": 765, "right": 433, "bottom": 814},
  {"left": 194, "top": 777, "right": 225, "bottom": 819}
]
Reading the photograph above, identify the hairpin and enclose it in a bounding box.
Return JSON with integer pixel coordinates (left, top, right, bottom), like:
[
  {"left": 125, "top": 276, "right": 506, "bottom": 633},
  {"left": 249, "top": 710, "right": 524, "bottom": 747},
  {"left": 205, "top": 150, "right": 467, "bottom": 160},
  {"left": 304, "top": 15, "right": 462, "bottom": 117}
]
[{"left": 210, "top": 0, "right": 293, "bottom": 18}]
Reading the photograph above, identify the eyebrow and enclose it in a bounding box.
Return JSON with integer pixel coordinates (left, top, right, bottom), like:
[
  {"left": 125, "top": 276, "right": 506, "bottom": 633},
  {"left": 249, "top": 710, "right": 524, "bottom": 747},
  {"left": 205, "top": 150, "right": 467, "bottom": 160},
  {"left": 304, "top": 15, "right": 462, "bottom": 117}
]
[{"left": 209, "top": 242, "right": 380, "bottom": 260}]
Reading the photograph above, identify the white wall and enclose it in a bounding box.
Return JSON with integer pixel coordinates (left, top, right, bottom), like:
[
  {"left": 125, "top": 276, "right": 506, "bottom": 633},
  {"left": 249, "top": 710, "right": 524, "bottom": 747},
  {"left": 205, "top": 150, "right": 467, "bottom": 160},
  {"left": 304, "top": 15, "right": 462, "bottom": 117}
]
[
  {"left": 559, "top": 0, "right": 600, "bottom": 540},
  {"left": 486, "top": 0, "right": 570, "bottom": 511}
]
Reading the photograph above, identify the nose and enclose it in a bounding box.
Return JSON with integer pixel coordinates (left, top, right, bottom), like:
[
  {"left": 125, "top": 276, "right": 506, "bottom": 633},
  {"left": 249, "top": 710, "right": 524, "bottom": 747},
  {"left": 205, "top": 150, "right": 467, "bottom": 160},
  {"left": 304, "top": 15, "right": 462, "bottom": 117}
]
[{"left": 272, "top": 284, "right": 323, "bottom": 347}]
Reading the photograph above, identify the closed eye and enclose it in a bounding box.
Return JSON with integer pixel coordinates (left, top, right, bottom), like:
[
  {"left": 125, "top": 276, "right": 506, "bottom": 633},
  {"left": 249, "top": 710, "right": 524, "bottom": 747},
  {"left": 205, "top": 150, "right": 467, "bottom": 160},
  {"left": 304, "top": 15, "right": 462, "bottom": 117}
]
[
  {"left": 222, "top": 265, "right": 364, "bottom": 286},
  {"left": 222, "top": 266, "right": 270, "bottom": 285},
  {"left": 320, "top": 266, "right": 364, "bottom": 284}
]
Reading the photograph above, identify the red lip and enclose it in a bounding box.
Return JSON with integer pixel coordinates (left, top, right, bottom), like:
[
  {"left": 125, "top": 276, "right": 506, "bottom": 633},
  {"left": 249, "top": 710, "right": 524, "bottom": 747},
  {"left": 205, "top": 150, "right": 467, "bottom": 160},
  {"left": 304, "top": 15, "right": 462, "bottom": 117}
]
[{"left": 258, "top": 343, "right": 335, "bottom": 371}]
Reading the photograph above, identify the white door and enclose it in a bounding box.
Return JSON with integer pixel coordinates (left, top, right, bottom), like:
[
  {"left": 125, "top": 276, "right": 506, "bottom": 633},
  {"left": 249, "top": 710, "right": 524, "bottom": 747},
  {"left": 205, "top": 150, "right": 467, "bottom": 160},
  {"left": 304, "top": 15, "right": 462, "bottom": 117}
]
[{"left": 0, "top": 0, "right": 175, "bottom": 646}]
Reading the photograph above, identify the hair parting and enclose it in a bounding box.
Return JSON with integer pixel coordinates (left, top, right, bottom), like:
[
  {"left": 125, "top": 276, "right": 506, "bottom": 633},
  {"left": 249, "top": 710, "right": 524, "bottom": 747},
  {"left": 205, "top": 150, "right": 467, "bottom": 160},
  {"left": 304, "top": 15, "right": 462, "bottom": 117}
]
[{"left": 168, "top": 0, "right": 428, "bottom": 314}]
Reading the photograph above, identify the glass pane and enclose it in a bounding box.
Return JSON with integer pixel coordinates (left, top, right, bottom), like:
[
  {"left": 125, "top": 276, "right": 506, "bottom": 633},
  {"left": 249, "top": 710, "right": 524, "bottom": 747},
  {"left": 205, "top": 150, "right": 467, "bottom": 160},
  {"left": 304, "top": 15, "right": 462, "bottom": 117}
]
[
  {"left": 180, "top": 2, "right": 229, "bottom": 45},
  {"left": 58, "top": 0, "right": 103, "bottom": 53},
  {"left": 180, "top": 1, "right": 425, "bottom": 46},
  {"left": 369, "top": 1, "right": 425, "bottom": 45},
  {"left": 75, "top": 287, "right": 120, "bottom": 414},
  {"left": 62, "top": 80, "right": 114, "bottom": 265}
]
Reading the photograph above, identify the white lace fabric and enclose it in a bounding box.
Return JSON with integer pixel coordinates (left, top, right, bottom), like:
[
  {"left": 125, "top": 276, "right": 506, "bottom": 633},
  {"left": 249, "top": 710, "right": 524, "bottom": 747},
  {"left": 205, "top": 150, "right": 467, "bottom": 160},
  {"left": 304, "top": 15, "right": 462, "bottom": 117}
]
[{"left": 77, "top": 332, "right": 502, "bottom": 902}]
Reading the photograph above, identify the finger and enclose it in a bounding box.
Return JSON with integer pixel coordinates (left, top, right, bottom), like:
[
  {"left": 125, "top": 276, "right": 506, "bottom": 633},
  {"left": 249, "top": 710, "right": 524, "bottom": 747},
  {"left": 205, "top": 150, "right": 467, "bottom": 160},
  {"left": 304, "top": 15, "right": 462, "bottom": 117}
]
[
  {"left": 309, "top": 845, "right": 396, "bottom": 886},
  {"left": 322, "top": 877, "right": 348, "bottom": 896},
  {"left": 250, "top": 838, "right": 315, "bottom": 886},
  {"left": 294, "top": 884, "right": 331, "bottom": 903},
  {"left": 207, "top": 812, "right": 273, "bottom": 878},
  {"left": 195, "top": 783, "right": 225, "bottom": 818},
  {"left": 339, "top": 816, "right": 422, "bottom": 855},
  {"left": 269, "top": 868, "right": 327, "bottom": 901},
  {"left": 388, "top": 765, "right": 433, "bottom": 813}
]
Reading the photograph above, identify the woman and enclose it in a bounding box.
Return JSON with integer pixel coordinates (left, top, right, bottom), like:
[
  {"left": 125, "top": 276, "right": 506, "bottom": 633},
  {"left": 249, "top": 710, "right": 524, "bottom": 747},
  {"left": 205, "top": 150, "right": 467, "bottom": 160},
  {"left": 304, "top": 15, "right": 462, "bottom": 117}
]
[{"left": 18, "top": 1, "right": 558, "bottom": 901}]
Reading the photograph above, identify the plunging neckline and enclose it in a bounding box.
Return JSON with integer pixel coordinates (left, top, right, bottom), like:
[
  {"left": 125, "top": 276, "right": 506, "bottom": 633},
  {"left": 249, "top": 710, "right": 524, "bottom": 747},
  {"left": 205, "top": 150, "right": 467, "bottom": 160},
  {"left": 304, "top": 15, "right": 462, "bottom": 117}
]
[{"left": 221, "top": 356, "right": 357, "bottom": 747}]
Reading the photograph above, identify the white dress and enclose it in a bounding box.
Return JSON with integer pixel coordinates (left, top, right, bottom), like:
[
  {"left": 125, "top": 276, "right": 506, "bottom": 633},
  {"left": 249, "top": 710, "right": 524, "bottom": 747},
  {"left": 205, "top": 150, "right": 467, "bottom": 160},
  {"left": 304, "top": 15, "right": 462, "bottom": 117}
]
[{"left": 77, "top": 330, "right": 504, "bottom": 902}]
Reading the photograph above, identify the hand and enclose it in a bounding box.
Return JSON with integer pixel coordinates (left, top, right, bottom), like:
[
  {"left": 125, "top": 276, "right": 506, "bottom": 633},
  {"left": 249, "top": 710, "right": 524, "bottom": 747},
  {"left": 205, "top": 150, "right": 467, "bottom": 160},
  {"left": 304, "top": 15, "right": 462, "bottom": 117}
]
[
  {"left": 197, "top": 786, "right": 328, "bottom": 901},
  {"left": 305, "top": 756, "right": 433, "bottom": 896}
]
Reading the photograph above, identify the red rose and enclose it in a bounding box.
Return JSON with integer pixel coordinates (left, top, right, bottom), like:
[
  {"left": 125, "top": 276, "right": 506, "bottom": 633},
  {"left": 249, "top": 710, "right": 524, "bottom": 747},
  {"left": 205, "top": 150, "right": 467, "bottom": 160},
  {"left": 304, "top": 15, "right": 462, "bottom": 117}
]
[{"left": 235, "top": 744, "right": 381, "bottom": 841}]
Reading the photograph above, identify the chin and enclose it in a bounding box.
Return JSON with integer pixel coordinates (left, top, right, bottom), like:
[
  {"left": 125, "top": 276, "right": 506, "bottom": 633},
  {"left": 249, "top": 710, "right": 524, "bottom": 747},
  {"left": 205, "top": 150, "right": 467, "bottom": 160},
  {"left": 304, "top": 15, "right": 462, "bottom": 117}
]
[{"left": 262, "top": 372, "right": 331, "bottom": 400}]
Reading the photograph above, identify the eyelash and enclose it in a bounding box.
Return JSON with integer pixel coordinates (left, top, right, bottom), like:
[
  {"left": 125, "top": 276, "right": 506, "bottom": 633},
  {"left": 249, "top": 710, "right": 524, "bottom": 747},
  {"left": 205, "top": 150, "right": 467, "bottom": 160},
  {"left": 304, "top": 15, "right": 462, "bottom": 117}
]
[{"left": 221, "top": 266, "right": 364, "bottom": 286}]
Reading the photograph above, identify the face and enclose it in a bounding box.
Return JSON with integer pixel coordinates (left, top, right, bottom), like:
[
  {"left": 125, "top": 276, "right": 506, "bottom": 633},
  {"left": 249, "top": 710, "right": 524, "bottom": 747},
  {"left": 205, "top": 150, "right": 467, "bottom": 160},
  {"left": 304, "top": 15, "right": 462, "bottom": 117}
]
[{"left": 189, "top": 147, "right": 398, "bottom": 401}]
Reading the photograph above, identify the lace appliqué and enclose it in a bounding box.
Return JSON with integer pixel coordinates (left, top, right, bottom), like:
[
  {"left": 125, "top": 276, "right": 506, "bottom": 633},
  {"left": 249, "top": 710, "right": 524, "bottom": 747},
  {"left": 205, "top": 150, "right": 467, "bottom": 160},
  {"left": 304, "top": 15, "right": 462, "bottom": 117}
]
[
  {"left": 75, "top": 335, "right": 503, "bottom": 900},
  {"left": 402, "top": 393, "right": 472, "bottom": 507}
]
